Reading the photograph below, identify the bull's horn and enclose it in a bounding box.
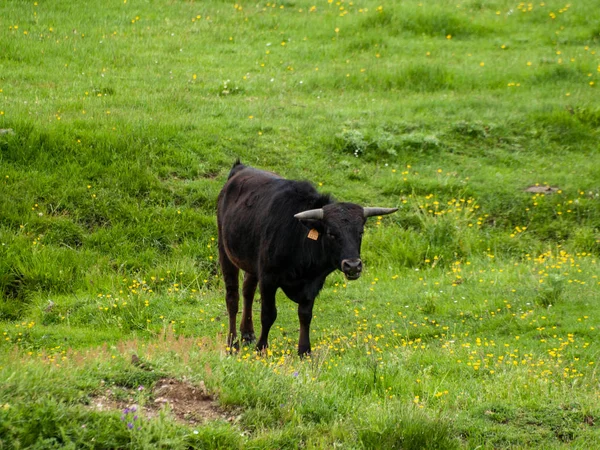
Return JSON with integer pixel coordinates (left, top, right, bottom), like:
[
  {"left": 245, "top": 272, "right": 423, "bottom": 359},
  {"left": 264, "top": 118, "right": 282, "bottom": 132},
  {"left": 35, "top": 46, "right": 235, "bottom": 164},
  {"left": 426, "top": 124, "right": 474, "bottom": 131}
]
[
  {"left": 363, "top": 207, "right": 398, "bottom": 218},
  {"left": 294, "top": 209, "right": 324, "bottom": 220}
]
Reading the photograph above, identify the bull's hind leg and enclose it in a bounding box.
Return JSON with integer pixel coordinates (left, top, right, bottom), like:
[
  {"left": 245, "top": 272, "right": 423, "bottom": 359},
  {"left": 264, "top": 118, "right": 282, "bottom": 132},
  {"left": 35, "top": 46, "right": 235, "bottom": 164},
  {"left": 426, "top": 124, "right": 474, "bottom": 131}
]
[
  {"left": 218, "top": 246, "right": 240, "bottom": 351},
  {"left": 241, "top": 272, "right": 258, "bottom": 344}
]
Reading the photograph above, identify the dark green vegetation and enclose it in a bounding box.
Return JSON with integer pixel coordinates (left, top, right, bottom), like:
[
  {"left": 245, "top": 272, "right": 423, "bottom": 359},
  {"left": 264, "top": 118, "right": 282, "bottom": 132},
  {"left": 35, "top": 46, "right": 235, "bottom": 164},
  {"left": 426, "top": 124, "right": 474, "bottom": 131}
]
[{"left": 1, "top": 0, "right": 599, "bottom": 448}]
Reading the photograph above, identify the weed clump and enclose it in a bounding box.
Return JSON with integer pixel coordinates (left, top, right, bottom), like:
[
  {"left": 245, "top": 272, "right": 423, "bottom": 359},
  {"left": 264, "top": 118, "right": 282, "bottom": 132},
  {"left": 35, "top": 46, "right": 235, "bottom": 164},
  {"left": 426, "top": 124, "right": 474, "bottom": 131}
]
[
  {"left": 334, "top": 127, "right": 442, "bottom": 160},
  {"left": 451, "top": 120, "right": 491, "bottom": 139},
  {"left": 536, "top": 274, "right": 565, "bottom": 307},
  {"left": 217, "top": 80, "right": 244, "bottom": 96},
  {"left": 335, "top": 129, "right": 369, "bottom": 158}
]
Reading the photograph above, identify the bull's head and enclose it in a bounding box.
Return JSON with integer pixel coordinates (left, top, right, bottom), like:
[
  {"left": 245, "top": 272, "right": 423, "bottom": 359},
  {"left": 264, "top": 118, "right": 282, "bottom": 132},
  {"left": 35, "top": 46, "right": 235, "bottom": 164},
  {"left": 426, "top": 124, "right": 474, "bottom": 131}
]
[{"left": 295, "top": 203, "right": 397, "bottom": 280}]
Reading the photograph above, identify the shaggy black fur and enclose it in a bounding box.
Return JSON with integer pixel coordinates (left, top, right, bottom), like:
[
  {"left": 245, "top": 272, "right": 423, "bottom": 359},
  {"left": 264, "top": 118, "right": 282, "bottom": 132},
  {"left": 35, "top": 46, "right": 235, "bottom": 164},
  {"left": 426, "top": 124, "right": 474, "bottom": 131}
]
[{"left": 217, "top": 161, "right": 379, "bottom": 355}]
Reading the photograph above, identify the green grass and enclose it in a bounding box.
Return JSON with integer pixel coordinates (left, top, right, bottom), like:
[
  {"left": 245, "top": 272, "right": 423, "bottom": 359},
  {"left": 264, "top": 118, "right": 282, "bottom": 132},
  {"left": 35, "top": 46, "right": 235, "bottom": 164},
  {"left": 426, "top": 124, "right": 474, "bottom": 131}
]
[{"left": 1, "top": 0, "right": 600, "bottom": 447}]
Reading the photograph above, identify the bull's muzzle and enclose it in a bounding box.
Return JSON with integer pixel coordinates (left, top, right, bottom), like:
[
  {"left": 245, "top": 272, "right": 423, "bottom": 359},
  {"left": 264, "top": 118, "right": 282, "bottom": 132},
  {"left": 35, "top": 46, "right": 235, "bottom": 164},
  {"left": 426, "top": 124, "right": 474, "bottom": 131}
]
[{"left": 341, "top": 258, "right": 362, "bottom": 280}]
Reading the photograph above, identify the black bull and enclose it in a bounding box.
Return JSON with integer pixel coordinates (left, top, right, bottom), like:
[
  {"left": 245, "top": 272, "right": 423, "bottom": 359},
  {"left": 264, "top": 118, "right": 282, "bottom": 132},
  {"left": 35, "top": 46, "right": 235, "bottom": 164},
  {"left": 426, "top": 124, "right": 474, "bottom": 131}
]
[{"left": 217, "top": 161, "right": 397, "bottom": 355}]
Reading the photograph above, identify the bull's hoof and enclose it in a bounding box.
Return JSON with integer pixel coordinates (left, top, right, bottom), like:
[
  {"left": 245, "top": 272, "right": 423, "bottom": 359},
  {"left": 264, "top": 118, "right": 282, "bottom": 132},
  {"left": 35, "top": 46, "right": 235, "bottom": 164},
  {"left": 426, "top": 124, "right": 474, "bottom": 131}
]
[
  {"left": 227, "top": 340, "right": 240, "bottom": 353},
  {"left": 241, "top": 332, "right": 256, "bottom": 343},
  {"left": 298, "top": 346, "right": 311, "bottom": 358},
  {"left": 256, "top": 340, "right": 268, "bottom": 353}
]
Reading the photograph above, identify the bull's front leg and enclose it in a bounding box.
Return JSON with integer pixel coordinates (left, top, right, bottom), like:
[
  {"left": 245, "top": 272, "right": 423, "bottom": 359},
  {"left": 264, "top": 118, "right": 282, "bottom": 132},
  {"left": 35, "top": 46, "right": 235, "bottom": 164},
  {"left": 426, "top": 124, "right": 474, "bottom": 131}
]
[
  {"left": 297, "top": 299, "right": 315, "bottom": 356},
  {"left": 256, "top": 282, "right": 277, "bottom": 352}
]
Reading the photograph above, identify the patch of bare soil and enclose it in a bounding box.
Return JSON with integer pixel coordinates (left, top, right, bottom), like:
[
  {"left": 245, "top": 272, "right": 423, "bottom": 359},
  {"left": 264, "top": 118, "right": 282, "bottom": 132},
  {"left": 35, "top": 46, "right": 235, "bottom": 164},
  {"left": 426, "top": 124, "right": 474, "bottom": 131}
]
[
  {"left": 152, "top": 378, "right": 231, "bottom": 424},
  {"left": 524, "top": 185, "right": 561, "bottom": 194},
  {"left": 89, "top": 378, "right": 238, "bottom": 425},
  {"left": 89, "top": 393, "right": 124, "bottom": 413}
]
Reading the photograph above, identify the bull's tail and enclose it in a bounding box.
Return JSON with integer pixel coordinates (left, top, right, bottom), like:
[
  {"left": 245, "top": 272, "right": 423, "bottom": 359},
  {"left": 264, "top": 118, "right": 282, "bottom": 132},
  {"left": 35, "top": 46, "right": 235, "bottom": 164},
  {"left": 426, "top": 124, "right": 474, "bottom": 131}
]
[{"left": 227, "top": 159, "right": 245, "bottom": 179}]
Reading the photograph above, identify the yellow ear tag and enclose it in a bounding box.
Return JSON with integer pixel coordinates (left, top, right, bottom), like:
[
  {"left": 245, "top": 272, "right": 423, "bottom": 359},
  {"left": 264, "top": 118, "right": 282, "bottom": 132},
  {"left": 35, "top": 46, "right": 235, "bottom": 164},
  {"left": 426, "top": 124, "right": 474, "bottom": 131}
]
[{"left": 307, "top": 229, "right": 319, "bottom": 241}]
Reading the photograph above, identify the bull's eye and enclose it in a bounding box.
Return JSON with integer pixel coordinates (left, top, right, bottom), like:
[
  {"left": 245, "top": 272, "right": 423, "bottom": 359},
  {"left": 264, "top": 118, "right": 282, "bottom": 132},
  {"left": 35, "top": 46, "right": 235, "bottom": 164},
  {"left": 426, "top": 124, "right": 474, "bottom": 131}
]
[{"left": 327, "top": 231, "right": 338, "bottom": 240}]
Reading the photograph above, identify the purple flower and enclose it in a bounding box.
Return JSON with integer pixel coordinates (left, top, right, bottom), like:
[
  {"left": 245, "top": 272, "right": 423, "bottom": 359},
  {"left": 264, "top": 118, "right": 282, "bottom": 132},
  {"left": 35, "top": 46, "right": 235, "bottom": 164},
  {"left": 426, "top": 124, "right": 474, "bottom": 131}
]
[
  {"left": 130, "top": 406, "right": 137, "bottom": 413},
  {"left": 137, "top": 385, "right": 144, "bottom": 391},
  {"left": 292, "top": 371, "right": 299, "bottom": 378},
  {"left": 133, "top": 415, "right": 138, "bottom": 421},
  {"left": 127, "top": 423, "right": 134, "bottom": 430},
  {"left": 123, "top": 407, "right": 130, "bottom": 415}
]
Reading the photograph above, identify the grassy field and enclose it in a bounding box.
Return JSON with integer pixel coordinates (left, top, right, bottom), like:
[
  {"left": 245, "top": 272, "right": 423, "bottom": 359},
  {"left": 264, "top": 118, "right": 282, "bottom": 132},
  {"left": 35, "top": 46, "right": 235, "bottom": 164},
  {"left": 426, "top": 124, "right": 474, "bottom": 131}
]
[{"left": 1, "top": 0, "right": 600, "bottom": 448}]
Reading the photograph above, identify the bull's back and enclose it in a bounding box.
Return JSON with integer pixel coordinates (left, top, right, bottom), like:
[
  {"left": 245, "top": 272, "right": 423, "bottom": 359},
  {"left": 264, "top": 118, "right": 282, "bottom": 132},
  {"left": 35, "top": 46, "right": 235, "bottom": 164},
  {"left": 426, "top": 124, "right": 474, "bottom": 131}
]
[{"left": 217, "top": 167, "right": 283, "bottom": 273}]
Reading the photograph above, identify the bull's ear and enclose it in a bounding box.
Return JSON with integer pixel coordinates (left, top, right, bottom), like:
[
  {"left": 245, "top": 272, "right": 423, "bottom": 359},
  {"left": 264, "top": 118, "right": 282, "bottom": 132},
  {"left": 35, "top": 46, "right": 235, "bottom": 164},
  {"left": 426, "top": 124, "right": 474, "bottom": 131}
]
[{"left": 296, "top": 218, "right": 323, "bottom": 231}]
